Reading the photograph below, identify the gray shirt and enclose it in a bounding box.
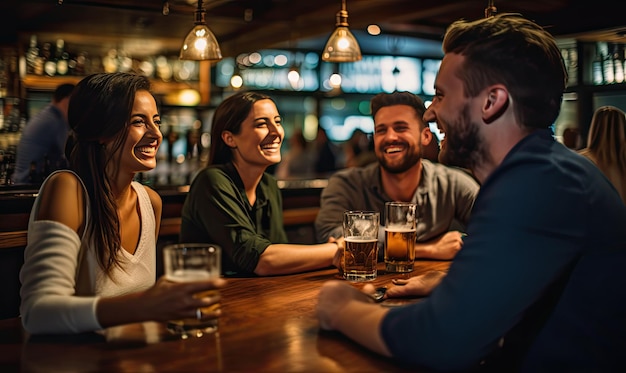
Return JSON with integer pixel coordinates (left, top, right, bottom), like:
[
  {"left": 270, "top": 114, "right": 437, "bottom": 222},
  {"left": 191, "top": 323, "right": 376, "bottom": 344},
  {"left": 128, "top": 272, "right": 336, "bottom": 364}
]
[{"left": 315, "top": 160, "right": 479, "bottom": 245}]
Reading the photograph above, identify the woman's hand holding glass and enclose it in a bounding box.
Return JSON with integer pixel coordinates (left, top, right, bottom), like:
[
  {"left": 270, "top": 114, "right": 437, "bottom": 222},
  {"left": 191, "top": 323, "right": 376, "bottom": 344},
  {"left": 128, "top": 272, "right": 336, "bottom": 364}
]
[{"left": 141, "top": 275, "right": 226, "bottom": 324}]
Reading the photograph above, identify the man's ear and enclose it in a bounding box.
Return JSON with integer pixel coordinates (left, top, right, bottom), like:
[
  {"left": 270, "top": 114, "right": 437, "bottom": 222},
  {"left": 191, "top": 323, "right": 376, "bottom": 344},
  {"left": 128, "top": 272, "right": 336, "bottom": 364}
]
[
  {"left": 421, "top": 126, "right": 434, "bottom": 146},
  {"left": 482, "top": 86, "right": 509, "bottom": 124},
  {"left": 221, "top": 131, "right": 237, "bottom": 148}
]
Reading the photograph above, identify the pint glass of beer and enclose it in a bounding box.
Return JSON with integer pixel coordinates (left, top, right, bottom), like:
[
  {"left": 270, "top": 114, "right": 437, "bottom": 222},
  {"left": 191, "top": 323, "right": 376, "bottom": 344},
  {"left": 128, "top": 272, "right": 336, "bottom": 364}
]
[
  {"left": 384, "top": 202, "right": 417, "bottom": 273},
  {"left": 163, "top": 243, "right": 221, "bottom": 338},
  {"left": 342, "top": 211, "right": 379, "bottom": 282}
]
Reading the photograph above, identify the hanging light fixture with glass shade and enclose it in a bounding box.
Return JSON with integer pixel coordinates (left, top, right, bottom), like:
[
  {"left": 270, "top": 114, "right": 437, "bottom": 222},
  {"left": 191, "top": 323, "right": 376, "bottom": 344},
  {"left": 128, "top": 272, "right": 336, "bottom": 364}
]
[
  {"left": 322, "top": 0, "right": 362, "bottom": 63},
  {"left": 180, "top": 0, "right": 222, "bottom": 61}
]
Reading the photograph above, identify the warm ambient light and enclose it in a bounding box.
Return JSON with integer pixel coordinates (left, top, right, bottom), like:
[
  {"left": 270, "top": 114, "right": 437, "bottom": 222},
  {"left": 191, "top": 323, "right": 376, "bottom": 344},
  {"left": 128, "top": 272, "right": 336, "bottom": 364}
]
[
  {"left": 179, "top": 0, "right": 222, "bottom": 61},
  {"left": 287, "top": 67, "right": 300, "bottom": 86},
  {"left": 367, "top": 24, "right": 381, "bottom": 36},
  {"left": 287, "top": 55, "right": 301, "bottom": 89},
  {"left": 230, "top": 73, "right": 243, "bottom": 89},
  {"left": 164, "top": 89, "right": 201, "bottom": 106},
  {"left": 321, "top": 0, "right": 362, "bottom": 63},
  {"left": 178, "top": 89, "right": 201, "bottom": 105},
  {"left": 329, "top": 73, "right": 342, "bottom": 88}
]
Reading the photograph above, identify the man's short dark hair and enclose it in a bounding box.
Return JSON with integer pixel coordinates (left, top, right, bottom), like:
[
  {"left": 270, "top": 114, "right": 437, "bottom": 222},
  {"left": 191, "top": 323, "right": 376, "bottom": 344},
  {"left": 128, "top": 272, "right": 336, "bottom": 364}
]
[
  {"left": 370, "top": 91, "right": 427, "bottom": 120},
  {"left": 53, "top": 83, "right": 76, "bottom": 102}
]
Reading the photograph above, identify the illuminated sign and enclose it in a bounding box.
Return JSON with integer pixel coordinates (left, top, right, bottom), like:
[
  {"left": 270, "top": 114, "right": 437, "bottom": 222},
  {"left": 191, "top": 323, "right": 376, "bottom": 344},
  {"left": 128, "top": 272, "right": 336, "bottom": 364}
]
[
  {"left": 321, "top": 56, "right": 440, "bottom": 95},
  {"left": 214, "top": 51, "right": 320, "bottom": 91},
  {"left": 214, "top": 50, "right": 441, "bottom": 95}
]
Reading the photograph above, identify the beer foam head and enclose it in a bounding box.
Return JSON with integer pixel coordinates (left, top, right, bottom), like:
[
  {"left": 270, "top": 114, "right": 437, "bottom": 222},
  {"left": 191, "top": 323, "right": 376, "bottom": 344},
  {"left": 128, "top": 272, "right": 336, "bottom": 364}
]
[
  {"left": 345, "top": 236, "right": 378, "bottom": 242},
  {"left": 385, "top": 226, "right": 416, "bottom": 232}
]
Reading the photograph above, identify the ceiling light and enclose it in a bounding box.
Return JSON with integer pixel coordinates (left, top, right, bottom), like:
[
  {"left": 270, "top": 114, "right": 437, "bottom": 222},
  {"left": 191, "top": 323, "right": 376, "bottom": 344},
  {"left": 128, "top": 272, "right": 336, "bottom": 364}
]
[
  {"left": 322, "top": 0, "right": 362, "bottom": 63},
  {"left": 484, "top": 0, "right": 497, "bottom": 18},
  {"left": 179, "top": 0, "right": 222, "bottom": 61},
  {"left": 367, "top": 24, "right": 381, "bottom": 36}
]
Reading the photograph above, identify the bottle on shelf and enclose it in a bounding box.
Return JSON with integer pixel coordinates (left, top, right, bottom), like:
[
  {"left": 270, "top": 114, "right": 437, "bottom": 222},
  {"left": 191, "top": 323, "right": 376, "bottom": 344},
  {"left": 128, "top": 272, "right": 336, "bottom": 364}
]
[
  {"left": 0, "top": 58, "right": 6, "bottom": 98},
  {"left": 25, "top": 35, "right": 39, "bottom": 75},
  {"left": 0, "top": 153, "right": 7, "bottom": 185},
  {"left": 74, "top": 51, "right": 87, "bottom": 75},
  {"left": 0, "top": 145, "right": 16, "bottom": 186},
  {"left": 41, "top": 42, "right": 55, "bottom": 77},
  {"left": 102, "top": 49, "right": 119, "bottom": 73},
  {"left": 118, "top": 49, "right": 133, "bottom": 73},
  {"left": 56, "top": 39, "right": 70, "bottom": 76},
  {"left": 560, "top": 48, "right": 569, "bottom": 74},
  {"left": 33, "top": 46, "right": 45, "bottom": 76},
  {"left": 592, "top": 43, "right": 605, "bottom": 85},
  {"left": 568, "top": 47, "right": 578, "bottom": 86},
  {"left": 66, "top": 52, "right": 77, "bottom": 76},
  {"left": 6, "top": 99, "right": 20, "bottom": 133},
  {"left": 613, "top": 44, "right": 624, "bottom": 84},
  {"left": 600, "top": 42, "right": 614, "bottom": 84},
  {"left": 623, "top": 46, "right": 626, "bottom": 84}
]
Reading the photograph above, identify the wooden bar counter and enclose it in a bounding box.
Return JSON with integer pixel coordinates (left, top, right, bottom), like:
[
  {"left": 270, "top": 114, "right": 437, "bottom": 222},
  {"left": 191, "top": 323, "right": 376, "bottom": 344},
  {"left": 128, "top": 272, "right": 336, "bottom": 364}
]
[
  {"left": 0, "top": 179, "right": 325, "bottom": 319},
  {"left": 0, "top": 260, "right": 450, "bottom": 372}
]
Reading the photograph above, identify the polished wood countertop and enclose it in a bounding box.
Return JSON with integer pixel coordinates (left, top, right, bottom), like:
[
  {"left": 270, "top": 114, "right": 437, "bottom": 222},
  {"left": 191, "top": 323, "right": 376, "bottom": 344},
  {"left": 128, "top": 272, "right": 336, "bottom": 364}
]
[{"left": 0, "top": 260, "right": 451, "bottom": 372}]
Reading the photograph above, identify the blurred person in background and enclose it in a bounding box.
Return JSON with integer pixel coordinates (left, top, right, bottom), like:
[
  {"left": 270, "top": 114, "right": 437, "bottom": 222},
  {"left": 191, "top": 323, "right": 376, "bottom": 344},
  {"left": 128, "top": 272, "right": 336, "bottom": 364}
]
[
  {"left": 275, "top": 128, "right": 315, "bottom": 179},
  {"left": 20, "top": 73, "right": 225, "bottom": 335},
  {"left": 561, "top": 126, "right": 582, "bottom": 150},
  {"left": 578, "top": 105, "right": 626, "bottom": 203},
  {"left": 344, "top": 128, "right": 376, "bottom": 168},
  {"left": 14, "top": 83, "right": 75, "bottom": 184},
  {"left": 313, "top": 126, "right": 340, "bottom": 177},
  {"left": 180, "top": 91, "right": 342, "bottom": 276}
]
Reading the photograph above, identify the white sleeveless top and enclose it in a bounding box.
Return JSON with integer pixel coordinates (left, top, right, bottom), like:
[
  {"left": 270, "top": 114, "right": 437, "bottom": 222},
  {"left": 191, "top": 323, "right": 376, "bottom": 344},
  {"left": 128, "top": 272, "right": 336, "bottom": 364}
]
[
  {"left": 20, "top": 170, "right": 157, "bottom": 334},
  {"left": 77, "top": 181, "right": 157, "bottom": 298}
]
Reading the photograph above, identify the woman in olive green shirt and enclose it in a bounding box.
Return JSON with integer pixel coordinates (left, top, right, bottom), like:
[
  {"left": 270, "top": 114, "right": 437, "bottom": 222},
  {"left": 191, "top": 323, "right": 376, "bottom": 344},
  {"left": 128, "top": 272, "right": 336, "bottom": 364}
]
[{"left": 180, "top": 91, "right": 342, "bottom": 276}]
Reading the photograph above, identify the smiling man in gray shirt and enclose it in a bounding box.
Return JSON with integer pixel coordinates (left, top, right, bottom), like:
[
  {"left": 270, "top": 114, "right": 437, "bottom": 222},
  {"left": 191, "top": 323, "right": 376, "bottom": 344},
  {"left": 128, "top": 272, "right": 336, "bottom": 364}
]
[{"left": 315, "top": 91, "right": 478, "bottom": 260}]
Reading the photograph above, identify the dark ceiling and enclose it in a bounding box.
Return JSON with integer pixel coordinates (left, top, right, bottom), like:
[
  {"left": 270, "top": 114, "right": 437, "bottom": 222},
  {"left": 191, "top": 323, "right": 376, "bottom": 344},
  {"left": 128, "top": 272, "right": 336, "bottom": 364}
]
[{"left": 1, "top": 0, "right": 625, "bottom": 58}]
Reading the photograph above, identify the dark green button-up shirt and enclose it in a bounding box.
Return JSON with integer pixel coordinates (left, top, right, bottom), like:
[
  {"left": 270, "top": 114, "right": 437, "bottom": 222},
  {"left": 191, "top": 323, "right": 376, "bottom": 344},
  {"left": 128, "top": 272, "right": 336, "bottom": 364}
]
[{"left": 180, "top": 162, "right": 288, "bottom": 275}]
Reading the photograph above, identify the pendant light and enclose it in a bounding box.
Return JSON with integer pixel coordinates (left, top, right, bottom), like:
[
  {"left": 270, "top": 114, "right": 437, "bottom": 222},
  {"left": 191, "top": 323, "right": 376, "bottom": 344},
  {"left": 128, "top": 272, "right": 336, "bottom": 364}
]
[
  {"left": 322, "top": 0, "right": 362, "bottom": 63},
  {"left": 484, "top": 0, "right": 497, "bottom": 18},
  {"left": 179, "top": 0, "right": 222, "bottom": 61}
]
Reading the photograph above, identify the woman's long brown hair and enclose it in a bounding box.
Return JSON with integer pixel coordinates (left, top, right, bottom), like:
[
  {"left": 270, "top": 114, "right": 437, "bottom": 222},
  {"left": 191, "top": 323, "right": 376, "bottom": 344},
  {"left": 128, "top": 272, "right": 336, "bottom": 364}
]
[{"left": 65, "top": 72, "right": 152, "bottom": 275}]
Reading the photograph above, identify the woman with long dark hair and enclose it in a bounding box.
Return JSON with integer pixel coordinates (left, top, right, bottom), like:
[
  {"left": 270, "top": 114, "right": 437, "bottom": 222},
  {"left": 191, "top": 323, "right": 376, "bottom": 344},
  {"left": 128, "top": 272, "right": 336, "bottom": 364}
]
[
  {"left": 181, "top": 91, "right": 343, "bottom": 276},
  {"left": 20, "top": 72, "right": 225, "bottom": 334}
]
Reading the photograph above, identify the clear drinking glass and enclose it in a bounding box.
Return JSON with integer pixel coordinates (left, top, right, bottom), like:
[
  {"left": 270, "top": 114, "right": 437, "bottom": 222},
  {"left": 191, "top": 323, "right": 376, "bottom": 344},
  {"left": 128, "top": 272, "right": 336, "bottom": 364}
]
[
  {"left": 342, "top": 211, "right": 379, "bottom": 282},
  {"left": 163, "top": 243, "right": 221, "bottom": 339},
  {"left": 384, "top": 202, "right": 417, "bottom": 273}
]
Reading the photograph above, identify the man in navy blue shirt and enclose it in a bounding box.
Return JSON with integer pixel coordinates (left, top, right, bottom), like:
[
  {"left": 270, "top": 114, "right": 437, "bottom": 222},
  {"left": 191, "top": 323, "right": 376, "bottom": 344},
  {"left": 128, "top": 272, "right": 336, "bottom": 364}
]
[
  {"left": 316, "top": 13, "right": 626, "bottom": 372},
  {"left": 14, "top": 83, "right": 75, "bottom": 184}
]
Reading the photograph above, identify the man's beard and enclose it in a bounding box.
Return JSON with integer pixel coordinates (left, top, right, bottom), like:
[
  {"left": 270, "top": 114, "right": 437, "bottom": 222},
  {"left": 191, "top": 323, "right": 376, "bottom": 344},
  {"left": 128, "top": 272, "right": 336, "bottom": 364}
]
[
  {"left": 377, "top": 143, "right": 422, "bottom": 174},
  {"left": 439, "top": 104, "right": 486, "bottom": 172}
]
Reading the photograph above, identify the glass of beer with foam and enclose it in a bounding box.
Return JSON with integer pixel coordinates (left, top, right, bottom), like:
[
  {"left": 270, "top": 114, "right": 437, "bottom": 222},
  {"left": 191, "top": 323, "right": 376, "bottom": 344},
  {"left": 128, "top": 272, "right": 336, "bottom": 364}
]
[
  {"left": 384, "top": 202, "right": 417, "bottom": 273},
  {"left": 163, "top": 243, "right": 221, "bottom": 338},
  {"left": 342, "top": 211, "right": 379, "bottom": 282}
]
